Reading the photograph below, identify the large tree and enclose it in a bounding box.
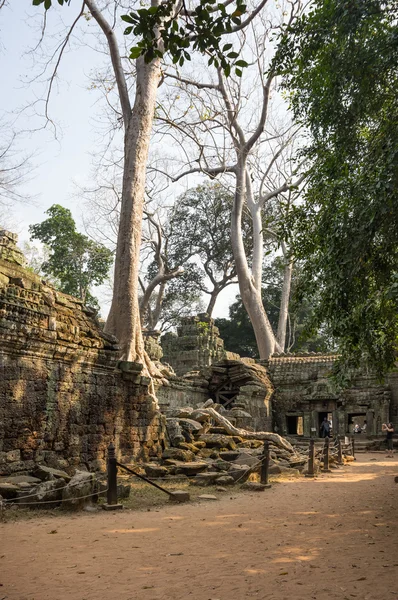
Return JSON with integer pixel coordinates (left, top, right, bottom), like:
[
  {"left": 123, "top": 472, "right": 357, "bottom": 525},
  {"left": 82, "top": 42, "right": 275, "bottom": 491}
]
[
  {"left": 276, "top": 0, "right": 398, "bottom": 375},
  {"left": 155, "top": 6, "right": 305, "bottom": 358},
  {"left": 29, "top": 204, "right": 113, "bottom": 309},
  {"left": 32, "top": 0, "right": 270, "bottom": 369}
]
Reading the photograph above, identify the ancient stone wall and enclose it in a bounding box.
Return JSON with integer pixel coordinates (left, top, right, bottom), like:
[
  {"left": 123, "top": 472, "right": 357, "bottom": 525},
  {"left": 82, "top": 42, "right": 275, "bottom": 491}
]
[
  {"left": 0, "top": 231, "right": 165, "bottom": 475},
  {"left": 161, "top": 314, "right": 235, "bottom": 375},
  {"left": 263, "top": 353, "right": 394, "bottom": 437}
]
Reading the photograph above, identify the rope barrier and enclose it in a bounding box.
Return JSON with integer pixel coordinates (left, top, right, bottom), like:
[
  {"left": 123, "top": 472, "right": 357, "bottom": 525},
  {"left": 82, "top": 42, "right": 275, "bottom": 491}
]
[
  {"left": 1, "top": 474, "right": 106, "bottom": 504},
  {"left": 2, "top": 487, "right": 109, "bottom": 508}
]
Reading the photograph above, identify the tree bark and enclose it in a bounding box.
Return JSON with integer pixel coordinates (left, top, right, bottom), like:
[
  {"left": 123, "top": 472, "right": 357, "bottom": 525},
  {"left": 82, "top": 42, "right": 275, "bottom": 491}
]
[
  {"left": 231, "top": 161, "right": 279, "bottom": 359},
  {"left": 276, "top": 256, "right": 293, "bottom": 351},
  {"left": 105, "top": 56, "right": 162, "bottom": 361}
]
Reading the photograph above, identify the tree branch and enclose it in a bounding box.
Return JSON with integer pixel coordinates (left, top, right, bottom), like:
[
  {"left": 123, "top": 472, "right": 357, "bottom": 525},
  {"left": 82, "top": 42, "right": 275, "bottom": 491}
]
[{"left": 85, "top": 0, "right": 132, "bottom": 128}]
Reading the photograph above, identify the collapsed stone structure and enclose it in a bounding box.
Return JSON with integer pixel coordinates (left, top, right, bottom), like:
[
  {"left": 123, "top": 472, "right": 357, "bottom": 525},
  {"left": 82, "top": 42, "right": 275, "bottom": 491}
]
[{"left": 0, "top": 230, "right": 165, "bottom": 476}]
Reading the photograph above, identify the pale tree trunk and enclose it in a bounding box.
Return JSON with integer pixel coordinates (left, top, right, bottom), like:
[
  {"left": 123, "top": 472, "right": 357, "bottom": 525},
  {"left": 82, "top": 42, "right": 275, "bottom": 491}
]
[
  {"left": 246, "top": 174, "right": 263, "bottom": 292},
  {"left": 276, "top": 255, "right": 293, "bottom": 351},
  {"left": 105, "top": 57, "right": 162, "bottom": 361},
  {"left": 231, "top": 160, "right": 279, "bottom": 359}
]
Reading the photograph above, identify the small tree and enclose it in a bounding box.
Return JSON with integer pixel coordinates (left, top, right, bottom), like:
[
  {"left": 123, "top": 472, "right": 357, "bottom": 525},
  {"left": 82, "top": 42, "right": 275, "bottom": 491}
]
[
  {"left": 167, "top": 183, "right": 252, "bottom": 317},
  {"left": 29, "top": 204, "right": 113, "bottom": 309}
]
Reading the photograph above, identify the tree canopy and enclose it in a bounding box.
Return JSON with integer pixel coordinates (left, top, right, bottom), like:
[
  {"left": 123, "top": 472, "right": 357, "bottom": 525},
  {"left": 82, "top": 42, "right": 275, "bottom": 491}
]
[
  {"left": 165, "top": 183, "right": 251, "bottom": 317},
  {"left": 276, "top": 0, "right": 398, "bottom": 376},
  {"left": 29, "top": 204, "right": 113, "bottom": 309}
]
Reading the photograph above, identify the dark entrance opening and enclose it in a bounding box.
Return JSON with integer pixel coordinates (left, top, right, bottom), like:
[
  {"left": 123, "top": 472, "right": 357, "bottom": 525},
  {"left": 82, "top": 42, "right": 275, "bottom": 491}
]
[
  {"left": 286, "top": 415, "right": 304, "bottom": 436},
  {"left": 347, "top": 412, "right": 367, "bottom": 434}
]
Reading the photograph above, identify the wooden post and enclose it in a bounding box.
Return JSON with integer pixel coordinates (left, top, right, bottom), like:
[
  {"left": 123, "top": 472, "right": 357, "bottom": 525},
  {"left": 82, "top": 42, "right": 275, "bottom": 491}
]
[
  {"left": 352, "top": 437, "right": 356, "bottom": 460},
  {"left": 305, "top": 439, "right": 315, "bottom": 477},
  {"left": 337, "top": 437, "right": 344, "bottom": 465},
  {"left": 322, "top": 436, "right": 331, "bottom": 473},
  {"left": 260, "top": 441, "right": 271, "bottom": 488},
  {"left": 103, "top": 442, "right": 123, "bottom": 511}
]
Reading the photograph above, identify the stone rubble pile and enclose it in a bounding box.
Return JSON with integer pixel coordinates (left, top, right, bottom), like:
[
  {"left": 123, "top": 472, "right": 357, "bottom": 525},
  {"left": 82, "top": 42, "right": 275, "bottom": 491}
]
[
  {"left": 141, "top": 400, "right": 355, "bottom": 487},
  {"left": 0, "top": 464, "right": 123, "bottom": 510}
]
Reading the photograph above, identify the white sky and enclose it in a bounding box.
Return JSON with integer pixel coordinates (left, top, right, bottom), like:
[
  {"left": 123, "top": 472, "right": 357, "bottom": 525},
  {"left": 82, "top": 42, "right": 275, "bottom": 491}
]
[{"left": 0, "top": 1, "right": 239, "bottom": 320}]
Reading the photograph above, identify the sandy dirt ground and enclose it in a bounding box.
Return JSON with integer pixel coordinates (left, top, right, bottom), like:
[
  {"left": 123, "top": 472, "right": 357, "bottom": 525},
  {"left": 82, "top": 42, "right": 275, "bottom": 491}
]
[{"left": 0, "top": 453, "right": 397, "bottom": 600}]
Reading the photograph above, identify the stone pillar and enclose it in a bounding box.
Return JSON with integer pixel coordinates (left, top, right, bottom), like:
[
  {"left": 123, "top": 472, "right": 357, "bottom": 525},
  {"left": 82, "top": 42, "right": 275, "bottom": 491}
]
[{"left": 303, "top": 412, "right": 311, "bottom": 437}]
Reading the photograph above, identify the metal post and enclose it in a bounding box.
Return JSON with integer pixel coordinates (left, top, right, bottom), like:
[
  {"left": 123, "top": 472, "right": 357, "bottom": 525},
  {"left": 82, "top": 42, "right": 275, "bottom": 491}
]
[
  {"left": 337, "top": 437, "right": 344, "bottom": 465},
  {"left": 103, "top": 442, "right": 123, "bottom": 511},
  {"left": 260, "top": 441, "right": 271, "bottom": 487},
  {"left": 305, "top": 439, "right": 315, "bottom": 477},
  {"left": 322, "top": 436, "right": 331, "bottom": 473}
]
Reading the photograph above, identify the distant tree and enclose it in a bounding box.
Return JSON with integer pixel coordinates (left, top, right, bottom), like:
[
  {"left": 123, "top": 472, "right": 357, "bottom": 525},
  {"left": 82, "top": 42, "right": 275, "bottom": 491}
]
[
  {"left": 167, "top": 183, "right": 252, "bottom": 317},
  {"left": 29, "top": 204, "right": 113, "bottom": 309}
]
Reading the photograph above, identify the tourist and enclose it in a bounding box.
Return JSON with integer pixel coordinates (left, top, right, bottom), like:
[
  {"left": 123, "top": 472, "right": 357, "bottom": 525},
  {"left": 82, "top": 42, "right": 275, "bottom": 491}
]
[
  {"left": 362, "top": 420, "right": 367, "bottom": 434},
  {"left": 354, "top": 423, "right": 361, "bottom": 434},
  {"left": 382, "top": 423, "right": 394, "bottom": 457},
  {"left": 320, "top": 417, "right": 331, "bottom": 438}
]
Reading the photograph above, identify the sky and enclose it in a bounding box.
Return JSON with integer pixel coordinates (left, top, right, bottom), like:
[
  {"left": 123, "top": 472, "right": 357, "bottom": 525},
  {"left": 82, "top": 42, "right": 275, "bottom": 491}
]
[{"left": 0, "top": 1, "right": 239, "bottom": 320}]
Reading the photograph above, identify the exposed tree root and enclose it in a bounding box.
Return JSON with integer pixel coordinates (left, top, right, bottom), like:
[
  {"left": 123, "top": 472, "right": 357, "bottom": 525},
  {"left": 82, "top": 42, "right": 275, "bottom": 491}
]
[{"left": 205, "top": 407, "right": 294, "bottom": 453}]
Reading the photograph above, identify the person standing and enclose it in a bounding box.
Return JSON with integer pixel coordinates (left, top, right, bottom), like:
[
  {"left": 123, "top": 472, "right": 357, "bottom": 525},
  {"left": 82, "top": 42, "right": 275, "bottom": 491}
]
[
  {"left": 320, "top": 417, "right": 331, "bottom": 438},
  {"left": 382, "top": 423, "right": 394, "bottom": 457}
]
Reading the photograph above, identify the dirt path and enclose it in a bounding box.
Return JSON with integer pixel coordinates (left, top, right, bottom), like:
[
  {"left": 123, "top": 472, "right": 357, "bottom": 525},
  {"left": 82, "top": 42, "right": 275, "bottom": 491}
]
[{"left": 1, "top": 454, "right": 397, "bottom": 600}]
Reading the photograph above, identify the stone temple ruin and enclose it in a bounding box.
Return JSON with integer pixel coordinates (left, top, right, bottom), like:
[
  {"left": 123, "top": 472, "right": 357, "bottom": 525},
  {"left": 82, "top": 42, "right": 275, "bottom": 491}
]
[{"left": 0, "top": 230, "right": 397, "bottom": 480}]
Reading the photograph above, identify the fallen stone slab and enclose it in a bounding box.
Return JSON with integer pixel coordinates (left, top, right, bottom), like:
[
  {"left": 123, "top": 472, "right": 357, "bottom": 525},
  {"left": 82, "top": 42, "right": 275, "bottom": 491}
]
[
  {"left": 190, "top": 472, "right": 220, "bottom": 486},
  {"left": 241, "top": 482, "right": 270, "bottom": 491},
  {"left": 198, "top": 434, "right": 237, "bottom": 450},
  {"left": 215, "top": 475, "right": 235, "bottom": 486},
  {"left": 168, "top": 490, "right": 190, "bottom": 503},
  {"left": 178, "top": 418, "right": 203, "bottom": 433},
  {"left": 162, "top": 448, "right": 195, "bottom": 462},
  {"left": 232, "top": 451, "right": 261, "bottom": 467},
  {"left": 227, "top": 465, "right": 252, "bottom": 482},
  {"left": 4, "top": 475, "right": 41, "bottom": 485},
  {"left": 0, "top": 482, "right": 20, "bottom": 499},
  {"left": 144, "top": 464, "right": 169, "bottom": 478},
  {"left": 62, "top": 471, "right": 95, "bottom": 509},
  {"left": 219, "top": 451, "right": 240, "bottom": 462},
  {"left": 18, "top": 479, "right": 66, "bottom": 507},
  {"left": 165, "top": 407, "right": 194, "bottom": 418},
  {"left": 190, "top": 409, "right": 211, "bottom": 423},
  {"left": 174, "top": 461, "right": 209, "bottom": 476},
  {"left": 212, "top": 460, "right": 232, "bottom": 472},
  {"left": 31, "top": 465, "right": 71, "bottom": 482}
]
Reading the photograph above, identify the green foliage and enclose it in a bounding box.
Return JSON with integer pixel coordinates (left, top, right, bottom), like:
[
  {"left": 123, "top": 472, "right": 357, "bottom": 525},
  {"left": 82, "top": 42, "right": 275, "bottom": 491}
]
[
  {"left": 166, "top": 183, "right": 251, "bottom": 306},
  {"left": 29, "top": 204, "right": 113, "bottom": 309},
  {"left": 122, "top": 0, "right": 248, "bottom": 76},
  {"left": 274, "top": 0, "right": 398, "bottom": 376},
  {"left": 32, "top": 0, "right": 248, "bottom": 77}
]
